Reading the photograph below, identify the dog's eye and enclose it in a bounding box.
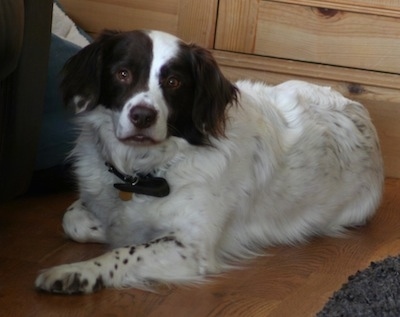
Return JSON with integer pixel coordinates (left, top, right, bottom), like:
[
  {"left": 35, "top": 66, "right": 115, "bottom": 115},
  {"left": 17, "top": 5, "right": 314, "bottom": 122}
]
[
  {"left": 166, "top": 76, "right": 181, "bottom": 89},
  {"left": 116, "top": 69, "right": 132, "bottom": 83}
]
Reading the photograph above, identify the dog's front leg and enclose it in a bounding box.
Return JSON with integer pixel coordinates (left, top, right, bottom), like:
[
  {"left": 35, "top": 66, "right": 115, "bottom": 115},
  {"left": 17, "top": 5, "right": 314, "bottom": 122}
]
[
  {"left": 35, "top": 233, "right": 216, "bottom": 294},
  {"left": 62, "top": 199, "right": 107, "bottom": 244}
]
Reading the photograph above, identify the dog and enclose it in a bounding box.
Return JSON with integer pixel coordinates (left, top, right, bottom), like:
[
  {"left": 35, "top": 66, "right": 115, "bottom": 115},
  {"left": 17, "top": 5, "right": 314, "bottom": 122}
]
[{"left": 35, "top": 30, "right": 384, "bottom": 294}]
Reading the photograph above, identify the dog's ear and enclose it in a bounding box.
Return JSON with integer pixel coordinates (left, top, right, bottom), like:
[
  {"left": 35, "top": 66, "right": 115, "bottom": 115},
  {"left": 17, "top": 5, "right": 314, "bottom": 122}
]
[
  {"left": 61, "top": 31, "right": 118, "bottom": 113},
  {"left": 189, "top": 44, "right": 238, "bottom": 139}
]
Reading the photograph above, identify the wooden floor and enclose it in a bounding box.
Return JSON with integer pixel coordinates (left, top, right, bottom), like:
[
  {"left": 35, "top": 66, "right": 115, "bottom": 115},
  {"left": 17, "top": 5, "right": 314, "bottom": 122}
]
[{"left": 1, "top": 178, "right": 400, "bottom": 317}]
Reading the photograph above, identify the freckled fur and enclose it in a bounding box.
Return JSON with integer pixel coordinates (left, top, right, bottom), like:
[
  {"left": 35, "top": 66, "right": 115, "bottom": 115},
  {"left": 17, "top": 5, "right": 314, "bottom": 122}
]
[{"left": 35, "top": 30, "right": 384, "bottom": 294}]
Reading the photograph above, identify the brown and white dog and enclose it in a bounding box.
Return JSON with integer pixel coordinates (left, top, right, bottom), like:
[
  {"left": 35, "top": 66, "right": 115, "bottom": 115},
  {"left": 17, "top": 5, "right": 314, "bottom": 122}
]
[{"left": 35, "top": 30, "right": 384, "bottom": 294}]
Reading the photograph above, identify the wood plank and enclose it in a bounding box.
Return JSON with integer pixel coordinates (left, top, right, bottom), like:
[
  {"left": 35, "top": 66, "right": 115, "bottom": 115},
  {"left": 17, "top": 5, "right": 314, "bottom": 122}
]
[
  {"left": 215, "top": 1, "right": 400, "bottom": 74},
  {"left": 215, "top": 0, "right": 259, "bottom": 53},
  {"left": 212, "top": 50, "right": 400, "bottom": 91},
  {"left": 177, "top": 0, "right": 219, "bottom": 47},
  {"left": 58, "top": 0, "right": 179, "bottom": 35},
  {"left": 255, "top": 1, "right": 400, "bottom": 73},
  {"left": 58, "top": 0, "right": 218, "bottom": 46},
  {"left": 270, "top": 0, "right": 400, "bottom": 18},
  {"left": 213, "top": 50, "right": 400, "bottom": 178}
]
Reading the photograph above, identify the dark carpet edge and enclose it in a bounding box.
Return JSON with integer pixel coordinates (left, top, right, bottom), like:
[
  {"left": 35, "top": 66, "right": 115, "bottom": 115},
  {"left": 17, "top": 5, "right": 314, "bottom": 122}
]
[{"left": 317, "top": 255, "right": 400, "bottom": 317}]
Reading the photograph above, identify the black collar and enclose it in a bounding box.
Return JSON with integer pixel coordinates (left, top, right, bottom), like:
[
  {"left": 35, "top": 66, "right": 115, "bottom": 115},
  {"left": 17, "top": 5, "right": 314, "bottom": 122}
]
[{"left": 105, "top": 162, "right": 170, "bottom": 197}]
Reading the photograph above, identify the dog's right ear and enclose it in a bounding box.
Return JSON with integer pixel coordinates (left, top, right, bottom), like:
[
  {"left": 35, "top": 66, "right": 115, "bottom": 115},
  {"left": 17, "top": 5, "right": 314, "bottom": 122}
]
[
  {"left": 61, "top": 31, "right": 117, "bottom": 113},
  {"left": 60, "top": 41, "right": 102, "bottom": 113}
]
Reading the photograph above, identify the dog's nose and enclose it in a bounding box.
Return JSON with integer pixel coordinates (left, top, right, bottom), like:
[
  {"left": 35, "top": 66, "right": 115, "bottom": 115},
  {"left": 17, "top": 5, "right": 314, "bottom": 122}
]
[{"left": 129, "top": 105, "right": 157, "bottom": 129}]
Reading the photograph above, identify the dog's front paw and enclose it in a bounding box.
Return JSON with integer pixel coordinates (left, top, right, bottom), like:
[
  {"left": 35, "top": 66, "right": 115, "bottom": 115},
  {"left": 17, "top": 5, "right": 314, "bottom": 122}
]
[
  {"left": 35, "top": 264, "right": 105, "bottom": 294},
  {"left": 63, "top": 200, "right": 107, "bottom": 244}
]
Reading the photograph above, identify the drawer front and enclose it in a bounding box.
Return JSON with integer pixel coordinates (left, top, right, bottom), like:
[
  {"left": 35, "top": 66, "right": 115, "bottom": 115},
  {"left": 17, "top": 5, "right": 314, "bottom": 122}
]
[{"left": 215, "top": 0, "right": 400, "bottom": 74}]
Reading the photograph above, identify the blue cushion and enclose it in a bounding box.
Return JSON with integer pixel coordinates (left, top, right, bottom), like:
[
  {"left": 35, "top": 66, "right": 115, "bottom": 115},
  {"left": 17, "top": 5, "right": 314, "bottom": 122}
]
[{"left": 35, "top": 33, "right": 82, "bottom": 170}]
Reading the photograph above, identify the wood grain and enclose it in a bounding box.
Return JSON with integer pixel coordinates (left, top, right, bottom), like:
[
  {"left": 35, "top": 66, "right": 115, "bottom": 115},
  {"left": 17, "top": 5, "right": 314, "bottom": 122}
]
[
  {"left": 58, "top": 0, "right": 179, "bottom": 37},
  {"left": 58, "top": 0, "right": 218, "bottom": 46},
  {"left": 177, "top": 0, "right": 218, "bottom": 48},
  {"left": 216, "top": 0, "right": 400, "bottom": 73},
  {"left": 271, "top": 0, "right": 400, "bottom": 18},
  {"left": 1, "top": 179, "right": 400, "bottom": 316},
  {"left": 215, "top": 0, "right": 259, "bottom": 53}
]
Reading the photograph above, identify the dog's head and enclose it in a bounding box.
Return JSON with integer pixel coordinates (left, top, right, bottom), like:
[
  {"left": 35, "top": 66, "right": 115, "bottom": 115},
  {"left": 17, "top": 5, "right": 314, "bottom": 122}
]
[{"left": 62, "top": 30, "right": 238, "bottom": 146}]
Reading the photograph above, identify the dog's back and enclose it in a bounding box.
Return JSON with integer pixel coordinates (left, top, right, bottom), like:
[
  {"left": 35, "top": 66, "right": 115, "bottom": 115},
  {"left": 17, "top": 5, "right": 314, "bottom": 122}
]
[{"left": 217, "top": 80, "right": 383, "bottom": 258}]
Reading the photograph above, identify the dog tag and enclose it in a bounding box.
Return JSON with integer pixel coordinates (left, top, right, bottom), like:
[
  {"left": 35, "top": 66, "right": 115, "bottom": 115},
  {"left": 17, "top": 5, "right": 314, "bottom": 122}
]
[{"left": 119, "top": 191, "right": 133, "bottom": 201}]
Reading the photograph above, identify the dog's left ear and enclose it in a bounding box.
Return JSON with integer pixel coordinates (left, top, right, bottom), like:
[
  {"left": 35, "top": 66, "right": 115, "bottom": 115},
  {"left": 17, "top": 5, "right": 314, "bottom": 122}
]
[{"left": 189, "top": 44, "right": 238, "bottom": 139}]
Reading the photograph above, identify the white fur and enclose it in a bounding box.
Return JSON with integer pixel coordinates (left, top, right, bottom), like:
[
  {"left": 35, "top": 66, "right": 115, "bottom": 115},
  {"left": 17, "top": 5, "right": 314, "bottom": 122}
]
[{"left": 35, "top": 32, "right": 384, "bottom": 294}]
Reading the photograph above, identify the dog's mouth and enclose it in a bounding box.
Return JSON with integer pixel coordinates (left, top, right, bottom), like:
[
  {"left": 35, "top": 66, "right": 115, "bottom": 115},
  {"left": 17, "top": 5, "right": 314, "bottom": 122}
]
[{"left": 119, "top": 134, "right": 161, "bottom": 145}]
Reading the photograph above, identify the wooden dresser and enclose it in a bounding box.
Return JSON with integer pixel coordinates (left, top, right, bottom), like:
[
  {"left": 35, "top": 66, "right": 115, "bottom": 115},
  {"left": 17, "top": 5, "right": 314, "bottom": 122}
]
[{"left": 59, "top": 0, "right": 400, "bottom": 177}]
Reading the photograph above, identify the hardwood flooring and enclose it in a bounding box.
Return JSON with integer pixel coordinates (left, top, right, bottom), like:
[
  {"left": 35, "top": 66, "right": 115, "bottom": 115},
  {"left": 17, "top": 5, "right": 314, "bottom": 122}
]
[{"left": 1, "top": 178, "right": 400, "bottom": 317}]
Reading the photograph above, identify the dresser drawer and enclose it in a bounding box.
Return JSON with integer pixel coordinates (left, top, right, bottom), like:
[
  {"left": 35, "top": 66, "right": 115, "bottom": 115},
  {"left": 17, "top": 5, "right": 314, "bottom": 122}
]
[{"left": 216, "top": 0, "right": 400, "bottom": 74}]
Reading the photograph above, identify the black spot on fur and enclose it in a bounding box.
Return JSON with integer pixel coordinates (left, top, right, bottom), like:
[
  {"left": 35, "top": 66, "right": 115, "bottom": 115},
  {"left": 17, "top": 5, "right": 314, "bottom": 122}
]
[
  {"left": 66, "top": 273, "right": 84, "bottom": 294},
  {"left": 114, "top": 264, "right": 118, "bottom": 270},
  {"left": 123, "top": 259, "right": 129, "bottom": 265},
  {"left": 51, "top": 280, "right": 64, "bottom": 293},
  {"left": 94, "top": 261, "right": 101, "bottom": 267},
  {"left": 109, "top": 271, "right": 114, "bottom": 278},
  {"left": 49, "top": 274, "right": 91, "bottom": 294},
  {"left": 90, "top": 226, "right": 98, "bottom": 231},
  {"left": 82, "top": 279, "right": 89, "bottom": 287},
  {"left": 92, "top": 276, "right": 105, "bottom": 292},
  {"left": 162, "top": 236, "right": 175, "bottom": 242},
  {"left": 129, "top": 246, "right": 136, "bottom": 255},
  {"left": 137, "top": 256, "right": 142, "bottom": 262},
  {"left": 175, "top": 240, "right": 185, "bottom": 248}
]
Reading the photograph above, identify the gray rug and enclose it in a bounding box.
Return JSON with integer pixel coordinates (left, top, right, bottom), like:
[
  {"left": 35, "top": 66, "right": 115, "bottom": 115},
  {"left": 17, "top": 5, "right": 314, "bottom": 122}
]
[{"left": 317, "top": 255, "right": 400, "bottom": 317}]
